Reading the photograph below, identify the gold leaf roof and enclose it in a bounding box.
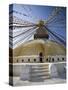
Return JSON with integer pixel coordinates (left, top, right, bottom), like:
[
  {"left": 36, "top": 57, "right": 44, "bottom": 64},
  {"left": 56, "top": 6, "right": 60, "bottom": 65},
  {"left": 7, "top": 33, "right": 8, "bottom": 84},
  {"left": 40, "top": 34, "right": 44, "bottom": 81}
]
[{"left": 12, "top": 39, "right": 66, "bottom": 57}]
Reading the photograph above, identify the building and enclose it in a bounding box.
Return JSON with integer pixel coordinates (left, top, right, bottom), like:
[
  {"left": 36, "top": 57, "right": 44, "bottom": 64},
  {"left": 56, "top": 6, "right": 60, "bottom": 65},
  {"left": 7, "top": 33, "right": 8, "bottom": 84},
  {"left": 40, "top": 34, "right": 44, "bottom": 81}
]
[
  {"left": 10, "top": 39, "right": 66, "bottom": 63},
  {"left": 9, "top": 17, "right": 66, "bottom": 82}
]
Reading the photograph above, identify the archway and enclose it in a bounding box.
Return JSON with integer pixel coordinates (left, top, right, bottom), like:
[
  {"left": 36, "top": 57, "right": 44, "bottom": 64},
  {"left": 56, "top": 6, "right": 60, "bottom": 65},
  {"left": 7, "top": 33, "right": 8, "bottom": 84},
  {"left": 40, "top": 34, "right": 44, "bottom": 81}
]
[{"left": 39, "top": 52, "right": 43, "bottom": 63}]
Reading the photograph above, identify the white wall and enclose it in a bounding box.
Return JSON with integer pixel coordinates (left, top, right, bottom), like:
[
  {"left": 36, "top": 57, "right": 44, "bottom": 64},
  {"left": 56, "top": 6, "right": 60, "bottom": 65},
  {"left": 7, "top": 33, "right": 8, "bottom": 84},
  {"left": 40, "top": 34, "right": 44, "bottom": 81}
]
[{"left": 49, "top": 63, "right": 66, "bottom": 78}]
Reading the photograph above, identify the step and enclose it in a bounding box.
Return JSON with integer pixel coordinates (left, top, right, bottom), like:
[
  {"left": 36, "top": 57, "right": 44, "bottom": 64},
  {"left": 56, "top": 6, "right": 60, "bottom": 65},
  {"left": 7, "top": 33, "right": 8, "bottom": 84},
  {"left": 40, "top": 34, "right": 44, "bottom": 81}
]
[
  {"left": 30, "top": 75, "right": 50, "bottom": 79},
  {"left": 29, "top": 76, "right": 50, "bottom": 82},
  {"left": 30, "top": 69, "right": 49, "bottom": 73},
  {"left": 30, "top": 73, "right": 50, "bottom": 77},
  {"left": 31, "top": 67, "right": 48, "bottom": 70},
  {"left": 31, "top": 65, "right": 49, "bottom": 68},
  {"left": 31, "top": 64, "right": 49, "bottom": 67}
]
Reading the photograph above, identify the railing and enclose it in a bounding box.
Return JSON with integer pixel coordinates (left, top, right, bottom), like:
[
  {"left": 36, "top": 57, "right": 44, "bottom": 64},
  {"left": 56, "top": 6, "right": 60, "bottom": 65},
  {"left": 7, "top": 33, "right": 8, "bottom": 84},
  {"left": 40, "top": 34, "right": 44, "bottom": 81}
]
[{"left": 9, "top": 55, "right": 66, "bottom": 63}]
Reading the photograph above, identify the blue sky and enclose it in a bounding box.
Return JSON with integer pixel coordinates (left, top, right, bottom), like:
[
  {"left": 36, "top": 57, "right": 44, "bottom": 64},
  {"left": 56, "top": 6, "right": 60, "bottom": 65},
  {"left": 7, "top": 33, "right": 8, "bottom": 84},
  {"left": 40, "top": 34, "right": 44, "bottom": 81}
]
[
  {"left": 9, "top": 4, "right": 66, "bottom": 48},
  {"left": 10, "top": 4, "right": 56, "bottom": 23}
]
